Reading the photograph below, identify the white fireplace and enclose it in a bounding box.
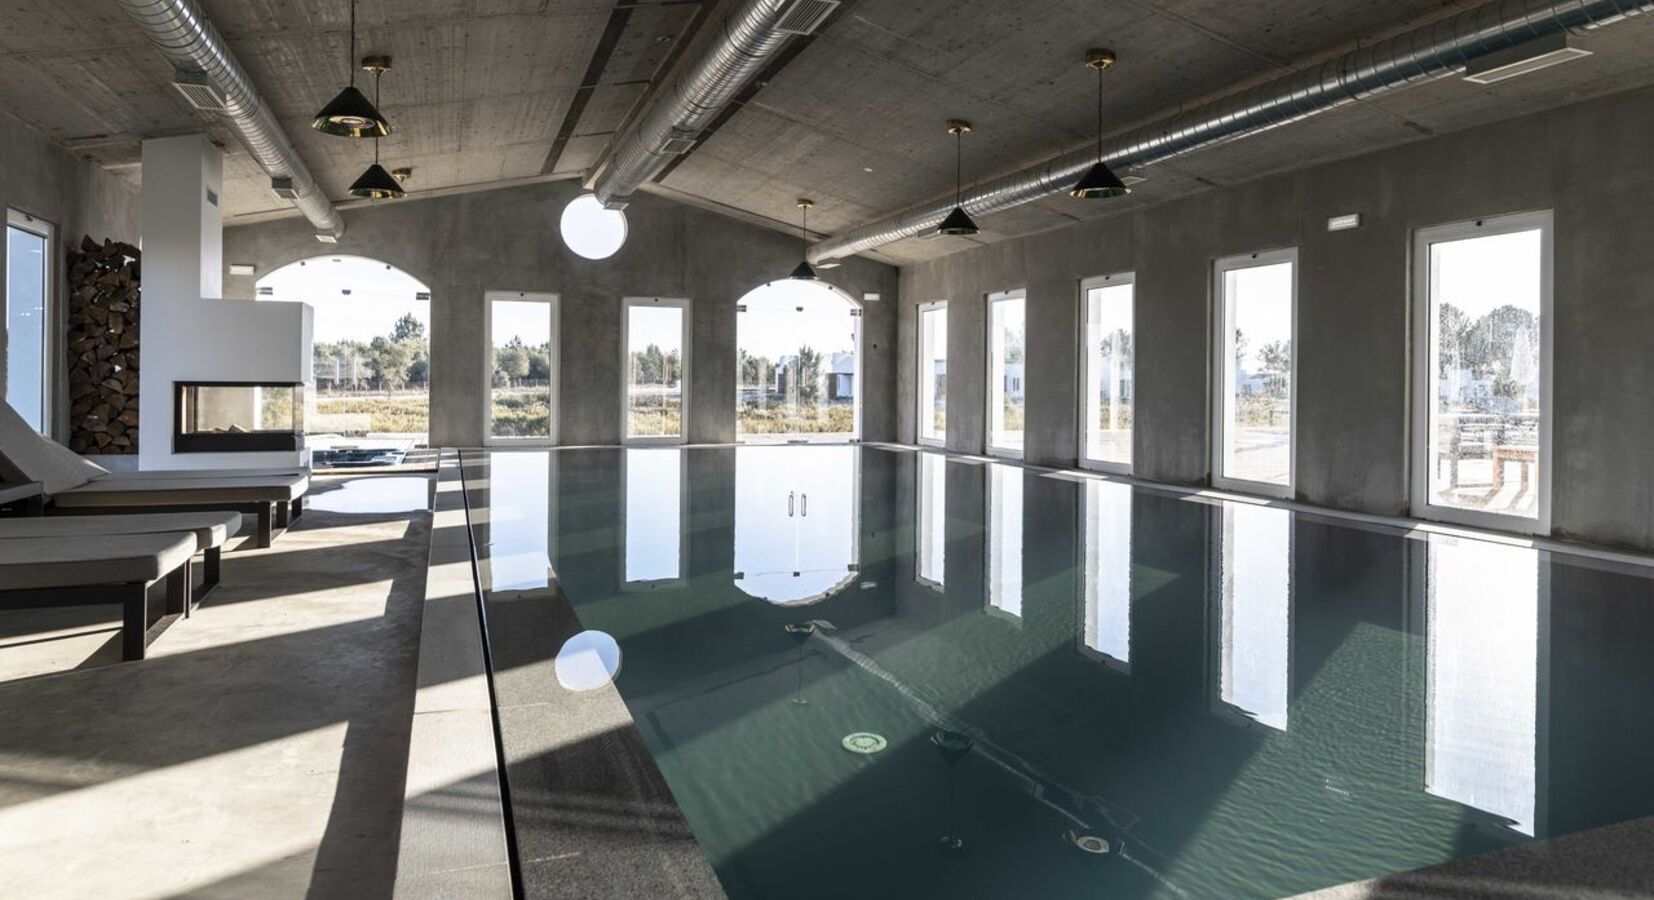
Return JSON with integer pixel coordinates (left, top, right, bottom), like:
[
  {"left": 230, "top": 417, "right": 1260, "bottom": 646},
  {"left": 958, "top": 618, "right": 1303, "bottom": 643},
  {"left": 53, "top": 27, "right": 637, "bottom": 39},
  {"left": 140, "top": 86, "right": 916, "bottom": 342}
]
[{"left": 137, "top": 135, "right": 312, "bottom": 471}]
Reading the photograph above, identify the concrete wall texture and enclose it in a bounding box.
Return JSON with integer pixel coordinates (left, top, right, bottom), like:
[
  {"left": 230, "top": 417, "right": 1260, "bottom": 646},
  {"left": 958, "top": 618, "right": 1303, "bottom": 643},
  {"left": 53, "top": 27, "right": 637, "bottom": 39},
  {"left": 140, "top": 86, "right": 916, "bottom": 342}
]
[
  {"left": 897, "top": 85, "right": 1654, "bottom": 552},
  {"left": 222, "top": 180, "right": 899, "bottom": 447},
  {"left": 0, "top": 108, "right": 140, "bottom": 440}
]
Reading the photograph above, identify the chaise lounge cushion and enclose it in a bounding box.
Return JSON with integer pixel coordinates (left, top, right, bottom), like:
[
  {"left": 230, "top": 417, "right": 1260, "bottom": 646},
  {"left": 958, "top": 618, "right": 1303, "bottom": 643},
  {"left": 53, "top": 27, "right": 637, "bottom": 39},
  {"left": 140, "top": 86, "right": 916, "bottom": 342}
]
[
  {"left": 51, "top": 474, "right": 308, "bottom": 507},
  {"left": 0, "top": 403, "right": 106, "bottom": 494},
  {"left": 0, "top": 533, "right": 196, "bottom": 591},
  {"left": 0, "top": 511, "right": 242, "bottom": 552}
]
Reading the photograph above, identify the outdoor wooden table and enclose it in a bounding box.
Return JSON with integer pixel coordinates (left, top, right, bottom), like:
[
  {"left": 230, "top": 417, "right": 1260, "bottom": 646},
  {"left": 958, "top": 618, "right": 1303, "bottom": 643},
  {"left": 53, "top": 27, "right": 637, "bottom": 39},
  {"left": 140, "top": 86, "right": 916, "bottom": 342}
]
[{"left": 1491, "top": 446, "right": 1539, "bottom": 493}]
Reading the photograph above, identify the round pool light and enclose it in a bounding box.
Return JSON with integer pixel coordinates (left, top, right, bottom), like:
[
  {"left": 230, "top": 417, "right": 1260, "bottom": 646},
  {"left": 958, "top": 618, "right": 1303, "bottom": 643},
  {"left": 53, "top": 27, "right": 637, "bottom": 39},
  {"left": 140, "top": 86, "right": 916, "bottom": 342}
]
[
  {"left": 559, "top": 193, "right": 628, "bottom": 260},
  {"left": 841, "top": 732, "right": 888, "bottom": 755},
  {"left": 554, "top": 630, "right": 622, "bottom": 691}
]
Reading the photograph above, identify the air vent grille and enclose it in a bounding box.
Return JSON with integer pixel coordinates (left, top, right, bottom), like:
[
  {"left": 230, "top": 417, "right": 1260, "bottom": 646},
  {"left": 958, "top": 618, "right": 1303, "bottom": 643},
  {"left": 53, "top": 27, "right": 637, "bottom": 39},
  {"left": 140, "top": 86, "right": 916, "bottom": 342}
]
[
  {"left": 655, "top": 135, "right": 698, "bottom": 154},
  {"left": 775, "top": 0, "right": 838, "bottom": 35},
  {"left": 172, "top": 70, "right": 226, "bottom": 111}
]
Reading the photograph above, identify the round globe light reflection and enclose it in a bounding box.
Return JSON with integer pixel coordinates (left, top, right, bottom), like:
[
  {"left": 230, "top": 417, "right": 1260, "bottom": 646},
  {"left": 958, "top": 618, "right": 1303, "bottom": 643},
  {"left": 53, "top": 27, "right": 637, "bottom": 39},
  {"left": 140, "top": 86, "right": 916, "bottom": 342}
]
[
  {"left": 554, "top": 629, "right": 623, "bottom": 691},
  {"left": 559, "top": 193, "right": 628, "bottom": 260}
]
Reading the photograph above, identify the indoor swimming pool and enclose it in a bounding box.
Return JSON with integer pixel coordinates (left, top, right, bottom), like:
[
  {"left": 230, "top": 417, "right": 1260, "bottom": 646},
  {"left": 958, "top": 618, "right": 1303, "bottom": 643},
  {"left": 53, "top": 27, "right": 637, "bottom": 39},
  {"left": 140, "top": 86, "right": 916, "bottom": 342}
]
[{"left": 460, "top": 445, "right": 1654, "bottom": 899}]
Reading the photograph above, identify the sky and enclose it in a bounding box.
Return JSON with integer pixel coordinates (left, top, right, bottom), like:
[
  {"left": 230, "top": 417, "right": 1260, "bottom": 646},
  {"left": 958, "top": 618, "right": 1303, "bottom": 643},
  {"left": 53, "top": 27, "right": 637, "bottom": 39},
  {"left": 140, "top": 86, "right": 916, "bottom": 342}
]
[
  {"left": 1431, "top": 228, "right": 1542, "bottom": 318},
  {"left": 734, "top": 280, "right": 858, "bottom": 359},
  {"left": 257, "top": 255, "right": 429, "bottom": 344}
]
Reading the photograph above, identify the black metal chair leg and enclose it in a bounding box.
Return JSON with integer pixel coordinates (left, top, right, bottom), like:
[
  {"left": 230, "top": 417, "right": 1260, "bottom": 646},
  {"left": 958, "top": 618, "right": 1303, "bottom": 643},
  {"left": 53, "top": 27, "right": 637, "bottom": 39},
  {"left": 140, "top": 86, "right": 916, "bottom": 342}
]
[
  {"left": 122, "top": 583, "right": 148, "bottom": 661},
  {"left": 256, "top": 503, "right": 273, "bottom": 549},
  {"left": 167, "top": 559, "right": 191, "bottom": 617},
  {"left": 275, "top": 500, "right": 291, "bottom": 529},
  {"left": 196, "top": 547, "right": 221, "bottom": 606}
]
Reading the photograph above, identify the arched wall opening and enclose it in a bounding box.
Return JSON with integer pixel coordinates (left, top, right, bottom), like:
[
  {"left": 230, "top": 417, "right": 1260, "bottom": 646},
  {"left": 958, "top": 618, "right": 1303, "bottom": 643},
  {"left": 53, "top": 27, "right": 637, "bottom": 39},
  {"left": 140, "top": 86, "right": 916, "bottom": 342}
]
[
  {"left": 257, "top": 255, "right": 433, "bottom": 468},
  {"left": 735, "top": 280, "right": 861, "bottom": 442}
]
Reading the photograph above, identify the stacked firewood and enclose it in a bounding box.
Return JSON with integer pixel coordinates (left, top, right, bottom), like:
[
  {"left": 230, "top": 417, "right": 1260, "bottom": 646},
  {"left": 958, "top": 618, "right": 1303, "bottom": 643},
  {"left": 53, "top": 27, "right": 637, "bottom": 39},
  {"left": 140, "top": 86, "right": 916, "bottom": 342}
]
[{"left": 66, "top": 236, "right": 141, "bottom": 454}]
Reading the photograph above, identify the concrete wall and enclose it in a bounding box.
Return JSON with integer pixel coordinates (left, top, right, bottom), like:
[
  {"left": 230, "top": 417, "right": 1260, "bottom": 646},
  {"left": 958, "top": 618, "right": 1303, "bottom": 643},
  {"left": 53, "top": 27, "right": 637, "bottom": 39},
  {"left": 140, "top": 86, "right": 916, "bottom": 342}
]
[
  {"left": 223, "top": 180, "right": 898, "bottom": 448},
  {"left": 0, "top": 108, "right": 140, "bottom": 439},
  {"left": 898, "top": 85, "right": 1654, "bottom": 552}
]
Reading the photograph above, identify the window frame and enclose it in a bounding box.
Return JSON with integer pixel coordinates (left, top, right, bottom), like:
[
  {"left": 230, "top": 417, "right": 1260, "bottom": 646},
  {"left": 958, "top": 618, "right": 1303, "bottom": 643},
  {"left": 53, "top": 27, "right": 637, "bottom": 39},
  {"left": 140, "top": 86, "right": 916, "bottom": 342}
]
[
  {"left": 984, "top": 289, "right": 1028, "bottom": 460},
  {"left": 483, "top": 289, "right": 561, "bottom": 446},
  {"left": 1078, "top": 271, "right": 1136, "bottom": 474},
  {"left": 1409, "top": 210, "right": 1554, "bottom": 535},
  {"left": 916, "top": 300, "right": 948, "bottom": 449},
  {"left": 1211, "top": 247, "right": 1299, "bottom": 500},
  {"left": 621, "top": 296, "right": 692, "bottom": 446},
  {"left": 6, "top": 208, "right": 56, "bottom": 437}
]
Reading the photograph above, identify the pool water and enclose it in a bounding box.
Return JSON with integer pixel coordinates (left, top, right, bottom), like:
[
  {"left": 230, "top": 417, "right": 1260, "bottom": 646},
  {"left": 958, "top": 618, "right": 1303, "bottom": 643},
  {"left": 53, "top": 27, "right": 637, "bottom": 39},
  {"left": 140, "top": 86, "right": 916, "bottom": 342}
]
[{"left": 462, "top": 445, "right": 1654, "bottom": 899}]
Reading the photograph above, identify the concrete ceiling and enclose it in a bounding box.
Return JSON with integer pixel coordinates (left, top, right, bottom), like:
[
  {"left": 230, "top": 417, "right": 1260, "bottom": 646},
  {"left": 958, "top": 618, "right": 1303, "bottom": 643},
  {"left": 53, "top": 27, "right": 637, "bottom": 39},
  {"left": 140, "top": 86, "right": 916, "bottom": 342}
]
[{"left": 4, "top": 0, "right": 1653, "bottom": 266}]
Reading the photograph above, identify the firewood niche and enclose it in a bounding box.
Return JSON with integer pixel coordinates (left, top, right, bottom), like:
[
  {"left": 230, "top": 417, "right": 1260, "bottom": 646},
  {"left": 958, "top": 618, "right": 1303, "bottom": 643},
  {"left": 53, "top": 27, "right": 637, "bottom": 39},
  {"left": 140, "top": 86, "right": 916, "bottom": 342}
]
[{"left": 66, "top": 236, "right": 141, "bottom": 454}]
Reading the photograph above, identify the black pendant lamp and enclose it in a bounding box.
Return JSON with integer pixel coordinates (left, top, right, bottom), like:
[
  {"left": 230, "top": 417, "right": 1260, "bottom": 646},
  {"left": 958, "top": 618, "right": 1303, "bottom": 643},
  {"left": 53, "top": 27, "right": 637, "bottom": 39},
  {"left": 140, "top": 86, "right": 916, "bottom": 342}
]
[
  {"left": 789, "top": 199, "right": 818, "bottom": 280},
  {"left": 936, "top": 119, "right": 979, "bottom": 236},
  {"left": 314, "top": 0, "right": 392, "bottom": 138},
  {"left": 1071, "top": 48, "right": 1130, "bottom": 199},
  {"left": 349, "top": 60, "right": 405, "bottom": 199}
]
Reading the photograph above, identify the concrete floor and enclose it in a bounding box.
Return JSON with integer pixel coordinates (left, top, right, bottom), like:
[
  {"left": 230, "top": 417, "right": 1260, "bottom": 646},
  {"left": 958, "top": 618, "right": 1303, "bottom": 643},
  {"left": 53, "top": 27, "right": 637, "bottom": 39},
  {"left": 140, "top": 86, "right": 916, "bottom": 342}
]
[{"left": 0, "top": 474, "right": 432, "bottom": 899}]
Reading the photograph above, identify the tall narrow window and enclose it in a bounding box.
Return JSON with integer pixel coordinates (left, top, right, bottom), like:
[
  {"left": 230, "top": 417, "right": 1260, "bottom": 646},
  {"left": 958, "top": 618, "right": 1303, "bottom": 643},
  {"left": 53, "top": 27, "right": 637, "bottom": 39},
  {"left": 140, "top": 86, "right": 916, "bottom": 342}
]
[
  {"left": 1080, "top": 273, "right": 1134, "bottom": 471},
  {"left": 1081, "top": 479, "right": 1132, "bottom": 669},
  {"left": 986, "top": 291, "right": 1026, "bottom": 457},
  {"left": 487, "top": 291, "right": 558, "bottom": 443},
  {"left": 1214, "top": 250, "right": 1296, "bottom": 496},
  {"left": 1424, "top": 533, "right": 1543, "bottom": 836},
  {"left": 916, "top": 451, "right": 946, "bottom": 590},
  {"left": 1413, "top": 212, "right": 1551, "bottom": 531},
  {"left": 624, "top": 297, "right": 689, "bottom": 444},
  {"left": 623, "top": 448, "right": 684, "bottom": 587},
  {"left": 917, "top": 301, "right": 948, "bottom": 447},
  {"left": 986, "top": 463, "right": 1023, "bottom": 621},
  {"left": 6, "top": 210, "right": 53, "bottom": 433},
  {"left": 1212, "top": 502, "right": 1292, "bottom": 731}
]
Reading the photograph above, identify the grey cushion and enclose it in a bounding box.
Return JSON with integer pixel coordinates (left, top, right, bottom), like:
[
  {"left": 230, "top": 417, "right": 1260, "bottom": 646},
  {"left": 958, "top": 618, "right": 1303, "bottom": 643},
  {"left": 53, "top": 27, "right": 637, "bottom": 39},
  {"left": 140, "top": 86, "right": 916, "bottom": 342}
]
[
  {"left": 0, "top": 402, "right": 107, "bottom": 494},
  {"left": 0, "top": 511, "right": 242, "bottom": 551},
  {"left": 53, "top": 473, "right": 310, "bottom": 507},
  {"left": 0, "top": 533, "right": 196, "bottom": 591}
]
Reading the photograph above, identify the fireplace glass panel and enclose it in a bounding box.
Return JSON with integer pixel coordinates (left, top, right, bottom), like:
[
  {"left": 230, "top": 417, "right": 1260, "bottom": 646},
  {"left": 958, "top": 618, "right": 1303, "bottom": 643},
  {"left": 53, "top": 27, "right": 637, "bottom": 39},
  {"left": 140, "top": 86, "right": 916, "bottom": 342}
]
[{"left": 175, "top": 382, "right": 305, "bottom": 452}]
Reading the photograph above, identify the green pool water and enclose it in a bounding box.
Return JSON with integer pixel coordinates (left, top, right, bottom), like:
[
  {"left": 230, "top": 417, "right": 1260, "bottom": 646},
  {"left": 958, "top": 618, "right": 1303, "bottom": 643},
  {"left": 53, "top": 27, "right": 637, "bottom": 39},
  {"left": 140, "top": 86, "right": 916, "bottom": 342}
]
[{"left": 463, "top": 445, "right": 1654, "bottom": 899}]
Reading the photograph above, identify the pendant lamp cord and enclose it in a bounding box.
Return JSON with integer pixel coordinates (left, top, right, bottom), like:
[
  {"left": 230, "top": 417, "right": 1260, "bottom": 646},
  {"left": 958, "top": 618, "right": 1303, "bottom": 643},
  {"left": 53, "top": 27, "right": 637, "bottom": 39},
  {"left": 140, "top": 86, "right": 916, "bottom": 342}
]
[
  {"left": 1095, "top": 64, "right": 1104, "bottom": 163},
  {"left": 954, "top": 132, "right": 963, "bottom": 206},
  {"left": 373, "top": 71, "right": 381, "bottom": 164},
  {"left": 348, "top": 0, "right": 357, "bottom": 87},
  {"left": 800, "top": 205, "right": 808, "bottom": 255}
]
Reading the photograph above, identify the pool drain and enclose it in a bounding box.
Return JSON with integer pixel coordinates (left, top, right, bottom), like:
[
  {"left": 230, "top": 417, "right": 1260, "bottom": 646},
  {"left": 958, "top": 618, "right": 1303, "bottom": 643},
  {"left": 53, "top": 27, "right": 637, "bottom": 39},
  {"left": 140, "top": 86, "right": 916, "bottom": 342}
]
[
  {"left": 1064, "top": 830, "right": 1112, "bottom": 855},
  {"left": 841, "top": 732, "right": 888, "bottom": 755}
]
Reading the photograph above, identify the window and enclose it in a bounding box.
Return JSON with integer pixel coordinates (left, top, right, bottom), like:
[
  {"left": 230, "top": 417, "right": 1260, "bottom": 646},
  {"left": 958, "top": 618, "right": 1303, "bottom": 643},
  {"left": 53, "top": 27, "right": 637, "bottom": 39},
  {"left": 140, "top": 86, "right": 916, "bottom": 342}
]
[
  {"left": 623, "top": 448, "right": 684, "bottom": 588},
  {"left": 986, "top": 290, "right": 1026, "bottom": 457},
  {"left": 1080, "top": 273, "right": 1134, "bottom": 471},
  {"left": 1081, "top": 478, "right": 1132, "bottom": 669},
  {"left": 261, "top": 255, "right": 432, "bottom": 469},
  {"left": 985, "top": 463, "right": 1023, "bottom": 621},
  {"left": 623, "top": 297, "right": 689, "bottom": 444},
  {"left": 6, "top": 210, "right": 53, "bottom": 433},
  {"left": 735, "top": 280, "right": 860, "bottom": 441},
  {"left": 1213, "top": 249, "right": 1296, "bottom": 497},
  {"left": 1423, "top": 533, "right": 1543, "bottom": 836},
  {"left": 916, "top": 451, "right": 946, "bottom": 590},
  {"left": 1412, "top": 212, "right": 1551, "bottom": 532},
  {"left": 1212, "top": 502, "right": 1292, "bottom": 731},
  {"left": 917, "top": 301, "right": 948, "bottom": 447},
  {"left": 487, "top": 291, "right": 559, "bottom": 443},
  {"left": 559, "top": 193, "right": 628, "bottom": 260}
]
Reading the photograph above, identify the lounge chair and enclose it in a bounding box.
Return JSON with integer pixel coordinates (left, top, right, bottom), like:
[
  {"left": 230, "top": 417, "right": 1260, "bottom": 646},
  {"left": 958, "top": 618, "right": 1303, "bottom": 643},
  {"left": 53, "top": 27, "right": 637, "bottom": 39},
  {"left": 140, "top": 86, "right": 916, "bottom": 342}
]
[
  {"left": 0, "top": 511, "right": 241, "bottom": 605},
  {"left": 0, "top": 532, "right": 196, "bottom": 660},
  {"left": 0, "top": 404, "right": 307, "bottom": 548}
]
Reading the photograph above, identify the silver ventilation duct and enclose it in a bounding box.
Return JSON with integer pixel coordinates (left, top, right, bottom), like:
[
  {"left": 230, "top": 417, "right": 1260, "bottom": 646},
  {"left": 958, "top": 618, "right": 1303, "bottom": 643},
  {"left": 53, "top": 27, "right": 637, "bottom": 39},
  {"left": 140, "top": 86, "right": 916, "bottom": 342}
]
[
  {"left": 808, "top": 0, "right": 1652, "bottom": 263},
  {"left": 115, "top": 0, "right": 346, "bottom": 240},
  {"left": 592, "top": 0, "right": 821, "bottom": 208}
]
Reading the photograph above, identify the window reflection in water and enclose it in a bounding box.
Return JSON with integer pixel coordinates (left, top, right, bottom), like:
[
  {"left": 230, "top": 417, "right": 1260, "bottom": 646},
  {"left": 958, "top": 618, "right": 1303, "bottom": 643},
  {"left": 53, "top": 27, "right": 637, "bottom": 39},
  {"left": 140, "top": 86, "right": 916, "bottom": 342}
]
[
  {"left": 915, "top": 452, "right": 946, "bottom": 590},
  {"left": 624, "top": 448, "right": 684, "bottom": 587},
  {"left": 734, "top": 445, "right": 859, "bottom": 605},
  {"left": 986, "top": 463, "right": 1023, "bottom": 620},
  {"left": 484, "top": 451, "right": 554, "bottom": 593},
  {"left": 1081, "top": 479, "right": 1132, "bottom": 668},
  {"left": 1424, "top": 534, "right": 1544, "bottom": 836},
  {"left": 1213, "top": 503, "right": 1292, "bottom": 730}
]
